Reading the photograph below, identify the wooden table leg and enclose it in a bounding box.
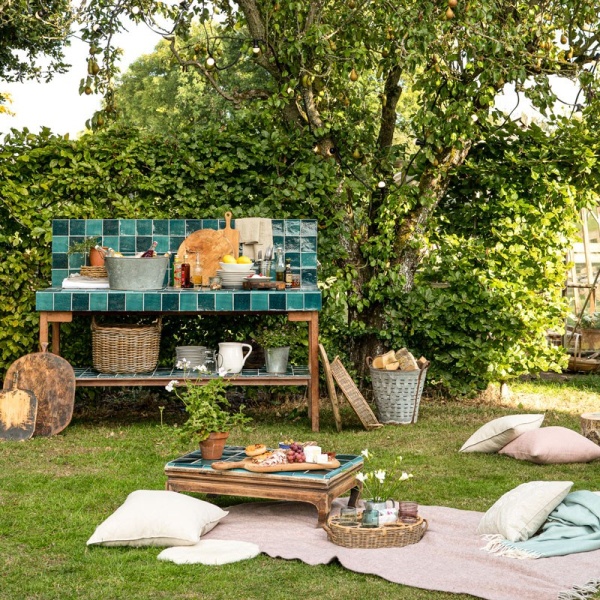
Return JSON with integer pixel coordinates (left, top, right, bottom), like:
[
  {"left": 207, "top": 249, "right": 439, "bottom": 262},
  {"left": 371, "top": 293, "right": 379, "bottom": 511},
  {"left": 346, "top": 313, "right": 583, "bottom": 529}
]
[
  {"left": 347, "top": 485, "right": 362, "bottom": 508},
  {"left": 39, "top": 312, "right": 73, "bottom": 355}
]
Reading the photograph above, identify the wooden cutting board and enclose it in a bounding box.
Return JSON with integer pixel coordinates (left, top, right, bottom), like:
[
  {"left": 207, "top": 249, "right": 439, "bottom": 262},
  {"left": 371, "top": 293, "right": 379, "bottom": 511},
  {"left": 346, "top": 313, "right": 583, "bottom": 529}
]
[
  {"left": 0, "top": 371, "right": 37, "bottom": 441},
  {"left": 223, "top": 212, "right": 240, "bottom": 259},
  {"left": 177, "top": 229, "right": 234, "bottom": 282},
  {"left": 211, "top": 457, "right": 341, "bottom": 473},
  {"left": 3, "top": 345, "right": 75, "bottom": 437}
]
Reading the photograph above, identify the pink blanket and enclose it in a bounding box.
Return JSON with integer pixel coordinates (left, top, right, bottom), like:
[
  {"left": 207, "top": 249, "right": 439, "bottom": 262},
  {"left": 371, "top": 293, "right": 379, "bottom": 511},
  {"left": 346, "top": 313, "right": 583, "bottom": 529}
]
[{"left": 203, "top": 499, "right": 600, "bottom": 600}]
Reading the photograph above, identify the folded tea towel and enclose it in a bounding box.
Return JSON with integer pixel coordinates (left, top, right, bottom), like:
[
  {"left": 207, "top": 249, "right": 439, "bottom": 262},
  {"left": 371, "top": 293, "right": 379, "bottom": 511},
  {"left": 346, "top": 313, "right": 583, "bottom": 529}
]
[
  {"left": 483, "top": 491, "right": 600, "bottom": 559},
  {"left": 235, "top": 218, "right": 273, "bottom": 261},
  {"left": 62, "top": 275, "right": 110, "bottom": 289}
]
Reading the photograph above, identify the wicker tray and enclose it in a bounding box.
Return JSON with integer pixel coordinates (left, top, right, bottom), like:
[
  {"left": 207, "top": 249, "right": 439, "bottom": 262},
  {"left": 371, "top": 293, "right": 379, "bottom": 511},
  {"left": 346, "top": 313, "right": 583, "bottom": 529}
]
[
  {"left": 92, "top": 317, "right": 162, "bottom": 374},
  {"left": 80, "top": 265, "right": 108, "bottom": 278},
  {"left": 324, "top": 514, "right": 427, "bottom": 549}
]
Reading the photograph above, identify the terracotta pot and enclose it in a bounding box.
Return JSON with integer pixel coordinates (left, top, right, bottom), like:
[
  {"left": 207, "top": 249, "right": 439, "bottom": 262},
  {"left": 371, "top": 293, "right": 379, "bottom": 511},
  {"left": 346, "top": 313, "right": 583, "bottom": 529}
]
[
  {"left": 200, "top": 431, "right": 229, "bottom": 460},
  {"left": 89, "top": 247, "right": 106, "bottom": 267}
]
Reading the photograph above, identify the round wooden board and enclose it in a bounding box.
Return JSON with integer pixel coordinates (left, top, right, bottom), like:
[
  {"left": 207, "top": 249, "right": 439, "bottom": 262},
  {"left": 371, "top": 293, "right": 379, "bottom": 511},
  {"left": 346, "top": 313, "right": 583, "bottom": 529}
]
[
  {"left": 3, "top": 351, "right": 75, "bottom": 437},
  {"left": 319, "top": 343, "right": 342, "bottom": 432},
  {"left": 177, "top": 229, "right": 234, "bottom": 281}
]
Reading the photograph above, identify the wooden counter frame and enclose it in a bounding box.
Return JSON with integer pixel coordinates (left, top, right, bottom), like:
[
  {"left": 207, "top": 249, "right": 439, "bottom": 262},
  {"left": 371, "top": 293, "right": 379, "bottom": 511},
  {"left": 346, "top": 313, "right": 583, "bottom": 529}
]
[{"left": 38, "top": 309, "right": 321, "bottom": 431}]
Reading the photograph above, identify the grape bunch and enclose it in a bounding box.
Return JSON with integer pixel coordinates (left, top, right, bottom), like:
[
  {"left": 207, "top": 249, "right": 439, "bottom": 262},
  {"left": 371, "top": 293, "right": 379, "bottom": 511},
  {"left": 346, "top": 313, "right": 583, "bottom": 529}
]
[{"left": 286, "top": 442, "right": 306, "bottom": 463}]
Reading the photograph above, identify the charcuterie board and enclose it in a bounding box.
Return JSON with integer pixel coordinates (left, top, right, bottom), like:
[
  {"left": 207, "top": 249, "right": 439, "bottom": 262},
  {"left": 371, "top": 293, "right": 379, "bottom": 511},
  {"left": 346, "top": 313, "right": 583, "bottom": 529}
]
[{"left": 211, "top": 457, "right": 341, "bottom": 473}]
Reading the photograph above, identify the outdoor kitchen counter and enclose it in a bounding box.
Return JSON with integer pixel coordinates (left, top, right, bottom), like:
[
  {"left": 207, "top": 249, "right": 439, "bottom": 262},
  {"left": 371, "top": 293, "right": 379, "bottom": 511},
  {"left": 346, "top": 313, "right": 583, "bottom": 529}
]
[{"left": 35, "top": 218, "right": 323, "bottom": 431}]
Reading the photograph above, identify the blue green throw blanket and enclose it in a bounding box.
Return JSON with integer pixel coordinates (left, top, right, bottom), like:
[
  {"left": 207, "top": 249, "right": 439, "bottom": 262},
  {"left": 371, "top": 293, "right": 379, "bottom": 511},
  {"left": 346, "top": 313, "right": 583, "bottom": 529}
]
[{"left": 484, "top": 491, "right": 600, "bottom": 559}]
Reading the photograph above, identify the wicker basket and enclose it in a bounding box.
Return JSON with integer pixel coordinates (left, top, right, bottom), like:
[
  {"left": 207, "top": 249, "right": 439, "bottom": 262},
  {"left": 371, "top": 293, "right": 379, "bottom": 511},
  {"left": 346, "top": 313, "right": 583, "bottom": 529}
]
[
  {"left": 92, "top": 317, "right": 162, "bottom": 374},
  {"left": 80, "top": 265, "right": 108, "bottom": 278},
  {"left": 367, "top": 358, "right": 428, "bottom": 424},
  {"left": 324, "top": 514, "right": 428, "bottom": 549}
]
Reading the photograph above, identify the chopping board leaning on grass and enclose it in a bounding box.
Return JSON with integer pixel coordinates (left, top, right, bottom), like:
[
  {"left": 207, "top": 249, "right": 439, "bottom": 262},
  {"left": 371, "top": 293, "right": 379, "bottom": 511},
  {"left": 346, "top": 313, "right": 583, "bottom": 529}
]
[
  {"left": 0, "top": 371, "right": 37, "bottom": 441},
  {"left": 3, "top": 344, "right": 75, "bottom": 436}
]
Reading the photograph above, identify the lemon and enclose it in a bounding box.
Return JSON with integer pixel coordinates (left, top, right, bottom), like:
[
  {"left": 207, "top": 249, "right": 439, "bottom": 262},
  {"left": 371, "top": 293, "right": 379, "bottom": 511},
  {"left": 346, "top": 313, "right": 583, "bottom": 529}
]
[
  {"left": 222, "top": 254, "right": 236, "bottom": 264},
  {"left": 237, "top": 256, "right": 252, "bottom": 264}
]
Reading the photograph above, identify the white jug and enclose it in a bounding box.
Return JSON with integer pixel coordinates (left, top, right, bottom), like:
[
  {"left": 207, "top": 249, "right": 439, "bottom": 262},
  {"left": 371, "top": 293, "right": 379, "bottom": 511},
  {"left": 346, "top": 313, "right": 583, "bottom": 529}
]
[{"left": 216, "top": 342, "right": 252, "bottom": 374}]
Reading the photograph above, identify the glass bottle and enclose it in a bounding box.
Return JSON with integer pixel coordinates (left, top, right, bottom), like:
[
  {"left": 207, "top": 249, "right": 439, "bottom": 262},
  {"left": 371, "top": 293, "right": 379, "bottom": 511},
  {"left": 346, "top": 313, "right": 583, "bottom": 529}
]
[
  {"left": 140, "top": 241, "right": 158, "bottom": 257},
  {"left": 191, "top": 252, "right": 203, "bottom": 288},
  {"left": 173, "top": 255, "right": 183, "bottom": 288},
  {"left": 285, "top": 258, "right": 293, "bottom": 288},
  {"left": 275, "top": 246, "right": 285, "bottom": 282},
  {"left": 181, "top": 253, "right": 191, "bottom": 288}
]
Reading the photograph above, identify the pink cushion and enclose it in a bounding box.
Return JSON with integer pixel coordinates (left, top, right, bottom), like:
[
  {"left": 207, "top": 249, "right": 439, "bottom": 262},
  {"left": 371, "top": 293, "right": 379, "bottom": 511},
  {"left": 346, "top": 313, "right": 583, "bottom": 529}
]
[{"left": 499, "top": 426, "right": 600, "bottom": 464}]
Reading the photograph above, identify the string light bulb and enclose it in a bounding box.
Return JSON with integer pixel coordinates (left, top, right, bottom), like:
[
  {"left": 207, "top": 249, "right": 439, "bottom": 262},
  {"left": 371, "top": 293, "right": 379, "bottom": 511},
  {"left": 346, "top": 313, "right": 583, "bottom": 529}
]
[
  {"left": 377, "top": 181, "right": 386, "bottom": 189},
  {"left": 206, "top": 56, "right": 215, "bottom": 69},
  {"left": 252, "top": 40, "right": 261, "bottom": 54}
]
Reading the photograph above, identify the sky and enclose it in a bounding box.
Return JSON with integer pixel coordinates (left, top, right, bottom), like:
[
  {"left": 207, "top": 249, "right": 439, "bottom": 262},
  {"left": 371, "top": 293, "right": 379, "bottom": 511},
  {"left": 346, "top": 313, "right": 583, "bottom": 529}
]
[
  {"left": 1, "top": 25, "right": 582, "bottom": 138},
  {"left": 0, "top": 23, "right": 160, "bottom": 138}
]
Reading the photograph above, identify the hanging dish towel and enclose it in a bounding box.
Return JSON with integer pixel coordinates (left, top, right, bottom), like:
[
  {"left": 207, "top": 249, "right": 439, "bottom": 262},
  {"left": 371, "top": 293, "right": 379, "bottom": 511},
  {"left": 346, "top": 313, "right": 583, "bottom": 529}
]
[{"left": 235, "top": 218, "right": 273, "bottom": 261}]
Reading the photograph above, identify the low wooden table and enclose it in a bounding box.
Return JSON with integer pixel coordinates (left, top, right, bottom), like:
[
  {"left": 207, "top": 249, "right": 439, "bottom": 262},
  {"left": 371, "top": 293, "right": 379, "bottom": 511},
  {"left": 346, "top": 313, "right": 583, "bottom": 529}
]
[{"left": 164, "top": 446, "right": 364, "bottom": 527}]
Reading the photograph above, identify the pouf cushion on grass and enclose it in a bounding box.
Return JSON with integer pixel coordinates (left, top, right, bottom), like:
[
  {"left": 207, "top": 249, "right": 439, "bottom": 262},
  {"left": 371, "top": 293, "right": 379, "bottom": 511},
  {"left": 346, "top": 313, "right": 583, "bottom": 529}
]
[
  {"left": 158, "top": 539, "right": 260, "bottom": 565},
  {"left": 459, "top": 414, "right": 545, "bottom": 453},
  {"left": 87, "top": 490, "right": 228, "bottom": 547},
  {"left": 499, "top": 426, "right": 600, "bottom": 464}
]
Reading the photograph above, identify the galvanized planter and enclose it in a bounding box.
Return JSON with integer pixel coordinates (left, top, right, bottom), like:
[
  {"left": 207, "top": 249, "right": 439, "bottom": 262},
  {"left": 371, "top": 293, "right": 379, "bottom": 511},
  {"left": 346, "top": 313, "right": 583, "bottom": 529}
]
[
  {"left": 105, "top": 256, "right": 169, "bottom": 290},
  {"left": 265, "top": 346, "right": 290, "bottom": 374}
]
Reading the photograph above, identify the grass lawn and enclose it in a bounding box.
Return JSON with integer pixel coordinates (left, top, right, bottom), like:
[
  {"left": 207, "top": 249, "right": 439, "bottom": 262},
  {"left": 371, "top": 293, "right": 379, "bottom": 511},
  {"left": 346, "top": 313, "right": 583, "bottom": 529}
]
[{"left": 1, "top": 375, "right": 599, "bottom": 600}]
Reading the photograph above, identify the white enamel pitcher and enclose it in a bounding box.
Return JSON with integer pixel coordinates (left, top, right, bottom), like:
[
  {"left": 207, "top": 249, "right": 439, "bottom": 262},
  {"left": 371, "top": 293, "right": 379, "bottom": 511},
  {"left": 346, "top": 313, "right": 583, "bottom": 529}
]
[{"left": 216, "top": 342, "right": 252, "bottom": 374}]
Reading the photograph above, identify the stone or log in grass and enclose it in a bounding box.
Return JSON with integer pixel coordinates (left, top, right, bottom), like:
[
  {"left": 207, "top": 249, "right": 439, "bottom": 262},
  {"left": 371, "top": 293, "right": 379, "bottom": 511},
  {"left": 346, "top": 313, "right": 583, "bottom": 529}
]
[{"left": 580, "top": 412, "right": 600, "bottom": 445}]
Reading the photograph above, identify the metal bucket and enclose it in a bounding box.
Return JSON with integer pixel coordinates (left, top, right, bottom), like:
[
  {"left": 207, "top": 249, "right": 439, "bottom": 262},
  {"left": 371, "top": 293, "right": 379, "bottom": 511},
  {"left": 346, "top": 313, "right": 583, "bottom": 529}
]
[
  {"left": 105, "top": 256, "right": 169, "bottom": 290},
  {"left": 265, "top": 346, "right": 290, "bottom": 374}
]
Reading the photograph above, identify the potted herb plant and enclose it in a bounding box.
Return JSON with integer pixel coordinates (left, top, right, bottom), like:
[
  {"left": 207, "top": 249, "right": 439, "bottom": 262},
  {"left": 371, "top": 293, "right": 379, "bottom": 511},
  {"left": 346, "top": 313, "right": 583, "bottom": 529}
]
[
  {"left": 166, "top": 368, "right": 252, "bottom": 459},
  {"left": 252, "top": 317, "right": 294, "bottom": 374},
  {"left": 67, "top": 236, "right": 104, "bottom": 266}
]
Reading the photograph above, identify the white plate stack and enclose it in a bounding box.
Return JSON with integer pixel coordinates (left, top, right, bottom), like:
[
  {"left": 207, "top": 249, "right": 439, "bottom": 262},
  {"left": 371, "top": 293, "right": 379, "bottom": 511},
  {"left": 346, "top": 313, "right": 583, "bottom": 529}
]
[
  {"left": 175, "top": 346, "right": 206, "bottom": 369},
  {"left": 217, "top": 270, "right": 256, "bottom": 289}
]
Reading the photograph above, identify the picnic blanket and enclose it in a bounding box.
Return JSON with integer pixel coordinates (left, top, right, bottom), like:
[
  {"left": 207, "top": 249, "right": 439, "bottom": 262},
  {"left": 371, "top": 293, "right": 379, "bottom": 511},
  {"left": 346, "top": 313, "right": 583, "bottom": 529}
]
[
  {"left": 203, "top": 499, "right": 600, "bottom": 600},
  {"left": 483, "top": 490, "right": 600, "bottom": 559}
]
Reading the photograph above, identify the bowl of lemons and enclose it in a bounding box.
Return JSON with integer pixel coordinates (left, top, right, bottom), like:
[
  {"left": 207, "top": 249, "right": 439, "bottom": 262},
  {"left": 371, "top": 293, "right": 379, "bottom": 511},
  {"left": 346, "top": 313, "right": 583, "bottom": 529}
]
[{"left": 219, "top": 254, "right": 255, "bottom": 272}]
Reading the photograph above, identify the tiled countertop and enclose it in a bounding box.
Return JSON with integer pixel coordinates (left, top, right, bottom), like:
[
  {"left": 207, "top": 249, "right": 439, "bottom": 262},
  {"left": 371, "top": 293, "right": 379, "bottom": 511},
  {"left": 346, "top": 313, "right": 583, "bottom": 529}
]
[{"left": 36, "top": 286, "right": 322, "bottom": 312}]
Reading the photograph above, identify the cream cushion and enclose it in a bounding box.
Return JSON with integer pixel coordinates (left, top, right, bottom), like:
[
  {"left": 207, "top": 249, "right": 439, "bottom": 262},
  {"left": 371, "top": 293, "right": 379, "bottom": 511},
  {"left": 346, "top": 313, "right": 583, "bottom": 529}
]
[
  {"left": 499, "top": 426, "right": 600, "bottom": 464},
  {"left": 476, "top": 481, "right": 573, "bottom": 542},
  {"left": 459, "top": 414, "right": 544, "bottom": 453},
  {"left": 157, "top": 539, "right": 260, "bottom": 565},
  {"left": 87, "top": 490, "right": 228, "bottom": 547}
]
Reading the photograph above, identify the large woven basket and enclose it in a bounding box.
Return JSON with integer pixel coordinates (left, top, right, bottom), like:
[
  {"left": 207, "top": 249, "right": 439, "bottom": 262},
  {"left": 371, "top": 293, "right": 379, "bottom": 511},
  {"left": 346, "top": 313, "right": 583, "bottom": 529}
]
[
  {"left": 367, "top": 358, "right": 428, "bottom": 424},
  {"left": 92, "top": 317, "right": 162, "bottom": 374},
  {"left": 324, "top": 514, "right": 428, "bottom": 549}
]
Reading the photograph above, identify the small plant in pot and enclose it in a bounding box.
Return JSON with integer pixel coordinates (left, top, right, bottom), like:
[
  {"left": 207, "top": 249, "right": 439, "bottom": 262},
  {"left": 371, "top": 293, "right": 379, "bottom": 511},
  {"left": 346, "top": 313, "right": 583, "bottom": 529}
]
[
  {"left": 252, "top": 317, "right": 294, "bottom": 374},
  {"left": 166, "top": 366, "right": 252, "bottom": 459},
  {"left": 67, "top": 236, "right": 104, "bottom": 266}
]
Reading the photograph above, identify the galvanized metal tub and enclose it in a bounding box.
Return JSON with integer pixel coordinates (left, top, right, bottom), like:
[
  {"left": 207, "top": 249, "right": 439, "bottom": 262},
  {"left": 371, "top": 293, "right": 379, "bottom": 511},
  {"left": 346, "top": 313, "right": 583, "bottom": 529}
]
[{"left": 105, "top": 256, "right": 169, "bottom": 290}]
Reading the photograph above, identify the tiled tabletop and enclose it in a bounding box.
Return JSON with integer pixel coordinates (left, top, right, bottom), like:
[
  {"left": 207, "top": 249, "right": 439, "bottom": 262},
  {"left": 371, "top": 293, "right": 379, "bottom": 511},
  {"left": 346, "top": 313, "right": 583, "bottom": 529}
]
[{"left": 165, "top": 446, "right": 364, "bottom": 481}]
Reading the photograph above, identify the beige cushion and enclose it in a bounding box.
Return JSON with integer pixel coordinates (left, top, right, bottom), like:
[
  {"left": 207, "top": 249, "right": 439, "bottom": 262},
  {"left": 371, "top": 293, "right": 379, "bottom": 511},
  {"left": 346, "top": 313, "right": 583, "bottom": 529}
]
[
  {"left": 87, "top": 490, "right": 228, "bottom": 547},
  {"left": 476, "top": 481, "right": 573, "bottom": 542},
  {"left": 157, "top": 539, "right": 260, "bottom": 565},
  {"left": 459, "top": 414, "right": 545, "bottom": 453},
  {"left": 499, "top": 426, "right": 600, "bottom": 464}
]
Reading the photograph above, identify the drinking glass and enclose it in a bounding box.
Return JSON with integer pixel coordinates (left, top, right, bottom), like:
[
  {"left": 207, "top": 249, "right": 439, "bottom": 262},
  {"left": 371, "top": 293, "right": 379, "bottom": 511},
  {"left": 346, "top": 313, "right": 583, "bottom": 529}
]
[
  {"left": 399, "top": 501, "right": 419, "bottom": 523},
  {"left": 361, "top": 503, "right": 379, "bottom": 528},
  {"left": 339, "top": 507, "right": 358, "bottom": 526}
]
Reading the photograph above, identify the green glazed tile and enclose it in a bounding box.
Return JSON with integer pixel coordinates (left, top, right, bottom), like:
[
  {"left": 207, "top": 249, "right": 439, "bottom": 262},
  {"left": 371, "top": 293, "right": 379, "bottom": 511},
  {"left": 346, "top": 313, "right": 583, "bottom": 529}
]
[
  {"left": 119, "top": 236, "right": 136, "bottom": 253},
  {"left": 102, "top": 219, "right": 119, "bottom": 235},
  {"left": 162, "top": 293, "right": 180, "bottom": 311},
  {"left": 143, "top": 294, "right": 162, "bottom": 311},
  {"left": 70, "top": 220, "right": 85, "bottom": 235},
  {"left": 269, "top": 293, "right": 286, "bottom": 310},
  {"left": 52, "top": 236, "right": 69, "bottom": 253},
  {"left": 54, "top": 293, "right": 72, "bottom": 310},
  {"left": 215, "top": 293, "right": 233, "bottom": 311},
  {"left": 107, "top": 293, "right": 126, "bottom": 311},
  {"left": 126, "top": 293, "right": 144, "bottom": 311},
  {"left": 180, "top": 293, "right": 197, "bottom": 311},
  {"left": 250, "top": 293, "right": 268, "bottom": 311},
  {"left": 90, "top": 293, "right": 108, "bottom": 311},
  {"left": 72, "top": 293, "right": 90, "bottom": 311},
  {"left": 233, "top": 293, "right": 250, "bottom": 311},
  {"left": 119, "top": 220, "right": 136, "bottom": 235},
  {"left": 287, "top": 293, "right": 304, "bottom": 310},
  {"left": 36, "top": 293, "right": 54, "bottom": 310},
  {"left": 153, "top": 235, "right": 170, "bottom": 254},
  {"left": 52, "top": 270, "right": 68, "bottom": 286},
  {"left": 86, "top": 220, "right": 103, "bottom": 236},
  {"left": 301, "top": 253, "right": 317, "bottom": 268},
  {"left": 169, "top": 220, "right": 186, "bottom": 236},
  {"left": 136, "top": 220, "right": 152, "bottom": 235},
  {"left": 197, "top": 294, "right": 216, "bottom": 310},
  {"left": 300, "top": 220, "right": 317, "bottom": 236},
  {"left": 153, "top": 220, "right": 169, "bottom": 235},
  {"left": 304, "top": 292, "right": 322, "bottom": 310},
  {"left": 285, "top": 220, "right": 301, "bottom": 235},
  {"left": 53, "top": 219, "right": 68, "bottom": 236},
  {"left": 103, "top": 236, "right": 119, "bottom": 251}
]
